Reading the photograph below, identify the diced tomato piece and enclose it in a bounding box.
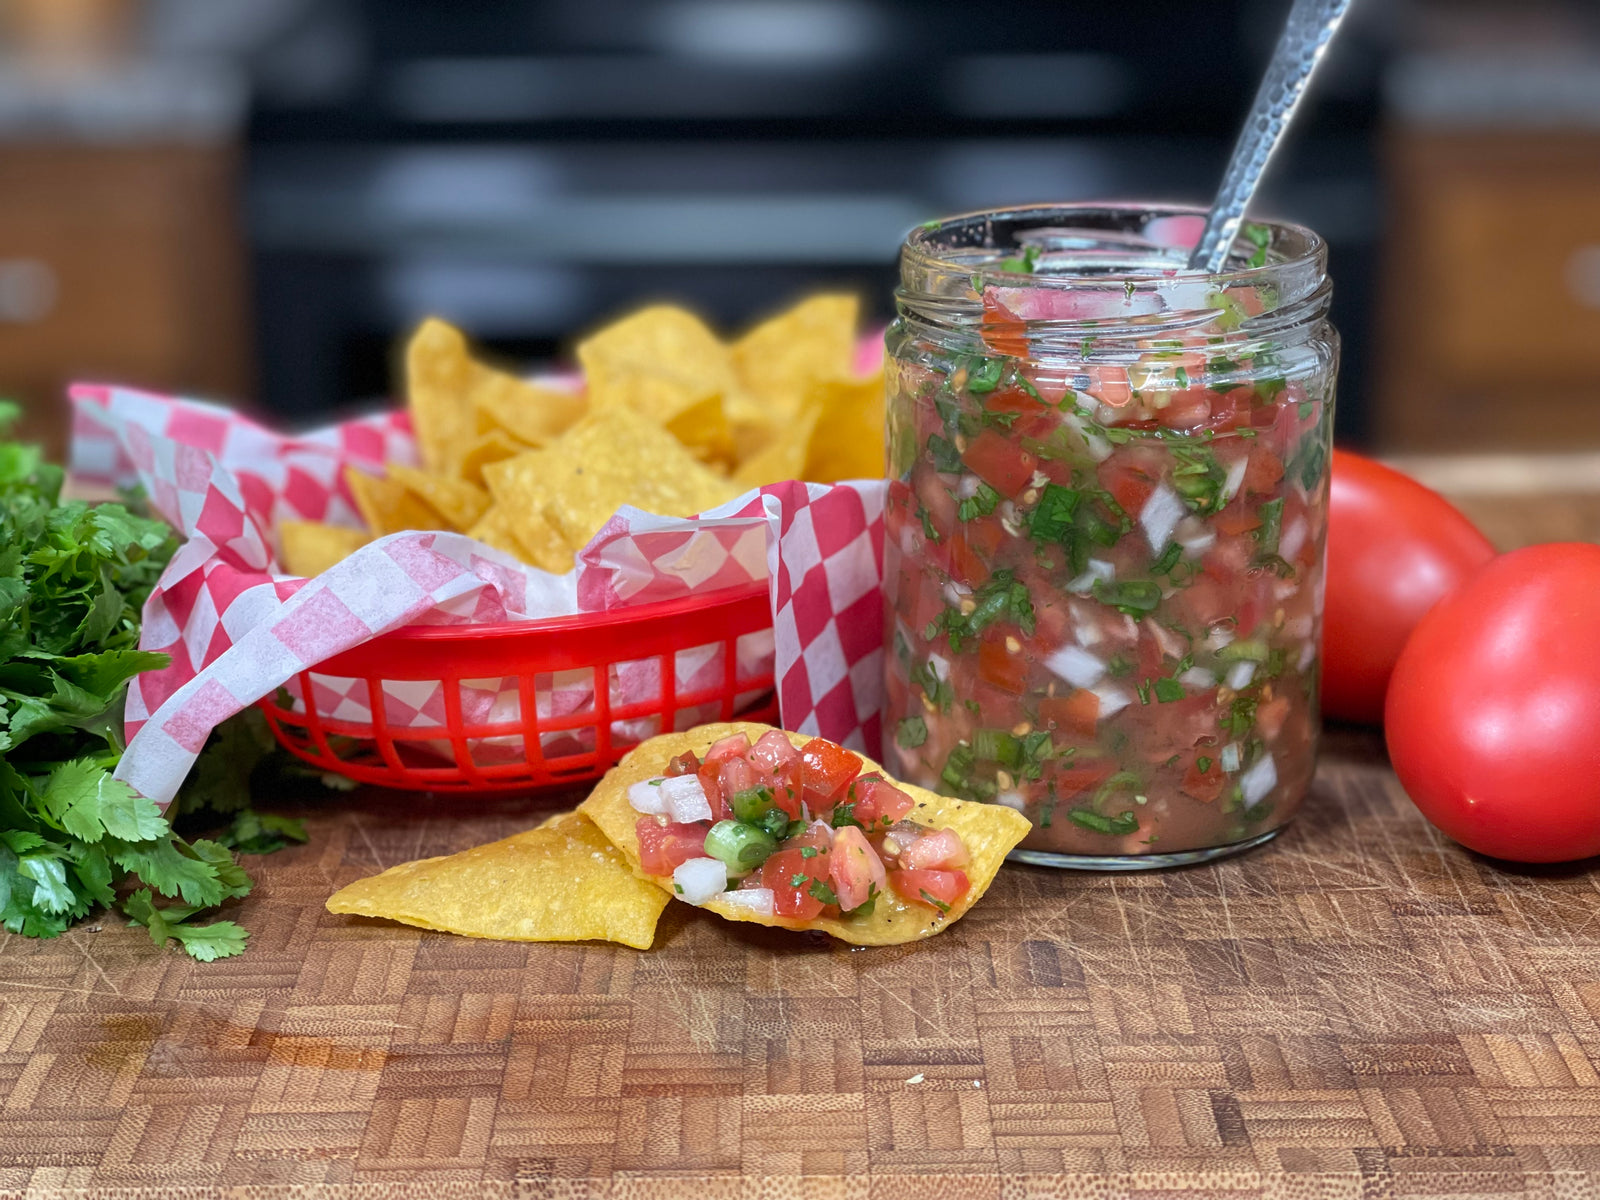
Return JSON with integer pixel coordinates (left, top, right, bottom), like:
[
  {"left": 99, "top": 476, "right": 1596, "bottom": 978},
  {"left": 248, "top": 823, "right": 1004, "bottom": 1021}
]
[
  {"left": 981, "top": 292, "right": 1029, "bottom": 359},
  {"left": 705, "top": 733, "right": 752, "bottom": 764},
  {"left": 1176, "top": 573, "right": 1235, "bottom": 629},
  {"left": 748, "top": 729, "right": 800, "bottom": 773},
  {"left": 719, "top": 755, "right": 759, "bottom": 804},
  {"left": 1097, "top": 456, "right": 1158, "bottom": 515},
  {"left": 697, "top": 762, "right": 730, "bottom": 821},
  {"left": 1242, "top": 446, "right": 1284, "bottom": 496},
  {"left": 1088, "top": 365, "right": 1132, "bottom": 407},
  {"left": 1212, "top": 502, "right": 1262, "bottom": 537},
  {"left": 666, "top": 750, "right": 700, "bottom": 777},
  {"left": 899, "top": 827, "right": 970, "bottom": 871},
  {"left": 890, "top": 868, "right": 970, "bottom": 911},
  {"left": 963, "top": 429, "right": 1037, "bottom": 498},
  {"left": 1257, "top": 694, "right": 1291, "bottom": 741},
  {"left": 1038, "top": 688, "right": 1099, "bottom": 738},
  {"left": 977, "top": 636, "right": 1028, "bottom": 694},
  {"left": 829, "top": 825, "right": 886, "bottom": 912},
  {"left": 800, "top": 737, "right": 862, "bottom": 810},
  {"left": 636, "top": 818, "right": 711, "bottom": 876},
  {"left": 1181, "top": 753, "right": 1226, "bottom": 803},
  {"left": 1157, "top": 388, "right": 1214, "bottom": 431},
  {"left": 946, "top": 528, "right": 988, "bottom": 587},
  {"left": 1051, "top": 759, "right": 1118, "bottom": 798},
  {"left": 843, "top": 775, "right": 916, "bottom": 827},
  {"left": 762, "top": 847, "right": 828, "bottom": 919},
  {"left": 764, "top": 758, "right": 804, "bottom": 818}
]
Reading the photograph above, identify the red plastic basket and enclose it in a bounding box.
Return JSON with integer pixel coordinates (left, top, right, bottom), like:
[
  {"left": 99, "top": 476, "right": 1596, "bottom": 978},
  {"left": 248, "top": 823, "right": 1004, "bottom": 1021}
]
[{"left": 256, "top": 581, "right": 777, "bottom": 792}]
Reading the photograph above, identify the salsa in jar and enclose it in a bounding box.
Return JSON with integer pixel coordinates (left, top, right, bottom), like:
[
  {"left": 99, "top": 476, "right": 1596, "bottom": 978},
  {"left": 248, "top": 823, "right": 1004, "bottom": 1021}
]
[{"left": 882, "top": 205, "right": 1338, "bottom": 867}]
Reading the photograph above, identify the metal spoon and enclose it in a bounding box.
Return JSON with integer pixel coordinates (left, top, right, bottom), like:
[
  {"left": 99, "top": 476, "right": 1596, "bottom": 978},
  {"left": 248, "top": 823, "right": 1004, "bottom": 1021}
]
[{"left": 1188, "top": 0, "right": 1355, "bottom": 274}]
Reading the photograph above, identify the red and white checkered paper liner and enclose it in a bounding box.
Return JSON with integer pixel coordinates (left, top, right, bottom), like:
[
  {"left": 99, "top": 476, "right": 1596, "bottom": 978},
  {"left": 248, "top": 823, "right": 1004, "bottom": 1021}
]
[{"left": 69, "top": 384, "right": 887, "bottom": 808}]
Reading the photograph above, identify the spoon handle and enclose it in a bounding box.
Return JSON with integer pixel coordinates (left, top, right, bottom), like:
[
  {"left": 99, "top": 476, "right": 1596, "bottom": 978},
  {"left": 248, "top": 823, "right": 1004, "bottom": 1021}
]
[{"left": 1188, "top": 0, "right": 1354, "bottom": 274}]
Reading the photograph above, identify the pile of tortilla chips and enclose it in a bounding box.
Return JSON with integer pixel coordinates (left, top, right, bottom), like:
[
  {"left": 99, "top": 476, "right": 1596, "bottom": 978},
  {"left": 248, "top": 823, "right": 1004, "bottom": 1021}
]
[
  {"left": 326, "top": 723, "right": 1031, "bottom": 949},
  {"left": 279, "top": 296, "right": 884, "bottom": 578}
]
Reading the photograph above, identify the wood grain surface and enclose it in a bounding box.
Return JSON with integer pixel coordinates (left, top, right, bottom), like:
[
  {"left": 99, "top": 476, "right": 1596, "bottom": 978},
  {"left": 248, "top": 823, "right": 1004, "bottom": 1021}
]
[{"left": 4, "top": 480, "right": 1600, "bottom": 1200}]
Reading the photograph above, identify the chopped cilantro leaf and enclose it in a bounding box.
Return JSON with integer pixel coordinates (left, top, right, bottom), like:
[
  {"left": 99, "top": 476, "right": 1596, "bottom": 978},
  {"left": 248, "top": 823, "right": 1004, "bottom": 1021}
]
[
  {"left": 919, "top": 889, "right": 951, "bottom": 914},
  {"left": 957, "top": 481, "right": 1000, "bottom": 522},
  {"left": 895, "top": 716, "right": 928, "bottom": 749},
  {"left": 808, "top": 878, "right": 840, "bottom": 906},
  {"left": 1154, "top": 677, "right": 1186, "bottom": 703}
]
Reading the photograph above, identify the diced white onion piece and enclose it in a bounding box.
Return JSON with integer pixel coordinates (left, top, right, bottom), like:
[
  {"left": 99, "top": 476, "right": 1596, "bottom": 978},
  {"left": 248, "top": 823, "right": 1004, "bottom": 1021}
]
[
  {"left": 1090, "top": 681, "right": 1132, "bottom": 719},
  {"left": 628, "top": 779, "right": 671, "bottom": 816},
  {"left": 1146, "top": 618, "right": 1185, "bottom": 662},
  {"left": 1029, "top": 469, "right": 1051, "bottom": 489},
  {"left": 1176, "top": 516, "right": 1216, "bottom": 558},
  {"left": 1297, "top": 640, "right": 1316, "bottom": 672},
  {"left": 1284, "top": 614, "right": 1313, "bottom": 639},
  {"left": 1279, "top": 517, "right": 1308, "bottom": 562},
  {"left": 1239, "top": 755, "right": 1278, "bottom": 808},
  {"left": 995, "top": 790, "right": 1028, "bottom": 812},
  {"left": 673, "top": 858, "right": 729, "bottom": 906},
  {"left": 1179, "top": 667, "right": 1217, "bottom": 689},
  {"left": 1219, "top": 455, "right": 1249, "bottom": 504},
  {"left": 1220, "top": 742, "right": 1242, "bottom": 773},
  {"left": 660, "top": 774, "right": 713, "bottom": 823},
  {"left": 808, "top": 820, "right": 835, "bottom": 844},
  {"left": 943, "top": 581, "right": 971, "bottom": 606},
  {"left": 927, "top": 652, "right": 951, "bottom": 682},
  {"left": 1084, "top": 432, "right": 1114, "bottom": 462},
  {"left": 1140, "top": 484, "right": 1186, "bottom": 554},
  {"left": 1205, "top": 624, "right": 1236, "bottom": 651},
  {"left": 718, "top": 888, "right": 775, "bottom": 917},
  {"left": 1043, "top": 644, "right": 1106, "bottom": 689},
  {"left": 956, "top": 474, "right": 982, "bottom": 500},
  {"left": 1067, "top": 558, "right": 1115, "bottom": 595},
  {"left": 1225, "top": 661, "right": 1257, "bottom": 691}
]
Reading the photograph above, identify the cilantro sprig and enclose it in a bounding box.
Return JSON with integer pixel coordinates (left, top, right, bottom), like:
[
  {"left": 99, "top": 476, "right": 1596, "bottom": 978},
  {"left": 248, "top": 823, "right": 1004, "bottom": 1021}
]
[{"left": 0, "top": 410, "right": 297, "bottom": 958}]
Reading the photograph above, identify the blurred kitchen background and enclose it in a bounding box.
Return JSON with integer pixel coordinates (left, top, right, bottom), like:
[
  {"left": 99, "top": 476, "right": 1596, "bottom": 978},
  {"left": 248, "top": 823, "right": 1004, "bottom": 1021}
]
[{"left": 2, "top": 0, "right": 1598, "bottom": 459}]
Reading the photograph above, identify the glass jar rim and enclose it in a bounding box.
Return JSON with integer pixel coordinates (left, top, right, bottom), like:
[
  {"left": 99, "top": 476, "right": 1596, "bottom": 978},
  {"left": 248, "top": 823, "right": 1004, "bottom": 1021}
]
[{"left": 897, "top": 202, "right": 1330, "bottom": 342}]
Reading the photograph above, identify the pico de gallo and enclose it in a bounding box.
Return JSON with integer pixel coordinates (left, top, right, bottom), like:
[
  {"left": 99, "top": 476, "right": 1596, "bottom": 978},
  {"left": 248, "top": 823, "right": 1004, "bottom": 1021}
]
[
  {"left": 626, "top": 729, "right": 975, "bottom": 920},
  {"left": 883, "top": 221, "right": 1335, "bottom": 861}
]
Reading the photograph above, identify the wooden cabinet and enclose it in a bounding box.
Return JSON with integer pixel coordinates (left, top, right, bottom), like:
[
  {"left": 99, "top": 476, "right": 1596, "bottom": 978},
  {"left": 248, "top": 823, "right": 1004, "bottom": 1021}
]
[
  {"left": 0, "top": 144, "right": 248, "bottom": 457},
  {"left": 1376, "top": 131, "right": 1600, "bottom": 451}
]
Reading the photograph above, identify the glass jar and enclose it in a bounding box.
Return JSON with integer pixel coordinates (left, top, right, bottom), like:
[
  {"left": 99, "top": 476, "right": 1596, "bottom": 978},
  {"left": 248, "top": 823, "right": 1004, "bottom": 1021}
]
[{"left": 881, "top": 204, "right": 1338, "bottom": 869}]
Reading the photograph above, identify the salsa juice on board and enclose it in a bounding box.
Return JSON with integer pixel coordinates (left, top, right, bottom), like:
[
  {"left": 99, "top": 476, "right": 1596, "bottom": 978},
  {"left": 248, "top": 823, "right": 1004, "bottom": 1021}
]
[{"left": 882, "top": 205, "right": 1338, "bottom": 866}]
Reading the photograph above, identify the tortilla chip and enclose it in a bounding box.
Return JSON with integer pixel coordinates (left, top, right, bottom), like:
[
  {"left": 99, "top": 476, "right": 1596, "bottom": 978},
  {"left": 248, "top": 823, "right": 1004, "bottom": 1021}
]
[
  {"left": 577, "top": 306, "right": 733, "bottom": 459},
  {"left": 345, "top": 467, "right": 446, "bottom": 537},
  {"left": 475, "top": 376, "right": 586, "bottom": 448},
  {"left": 732, "top": 405, "right": 821, "bottom": 490},
  {"left": 280, "top": 520, "right": 371, "bottom": 577},
  {"left": 405, "top": 318, "right": 482, "bottom": 475},
  {"left": 484, "top": 411, "right": 738, "bottom": 551},
  {"left": 457, "top": 429, "right": 533, "bottom": 487},
  {"left": 386, "top": 464, "right": 491, "bottom": 532},
  {"left": 732, "top": 294, "right": 859, "bottom": 418},
  {"left": 579, "top": 722, "right": 1031, "bottom": 946},
  {"left": 804, "top": 369, "right": 886, "bottom": 483},
  {"left": 467, "top": 503, "right": 574, "bottom": 574},
  {"left": 325, "top": 811, "right": 668, "bottom": 949}
]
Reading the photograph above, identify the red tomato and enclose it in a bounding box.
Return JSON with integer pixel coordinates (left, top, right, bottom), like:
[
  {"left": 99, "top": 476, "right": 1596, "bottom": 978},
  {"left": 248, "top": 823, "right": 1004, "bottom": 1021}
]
[
  {"left": 899, "top": 827, "right": 970, "bottom": 871},
  {"left": 636, "top": 819, "right": 710, "bottom": 876},
  {"left": 845, "top": 775, "right": 917, "bottom": 826},
  {"left": 890, "top": 868, "right": 970, "bottom": 911},
  {"left": 705, "top": 733, "right": 751, "bottom": 764},
  {"left": 1157, "top": 389, "right": 1214, "bottom": 431},
  {"left": 963, "top": 429, "right": 1037, "bottom": 497},
  {"left": 696, "top": 762, "right": 730, "bottom": 822},
  {"left": 977, "top": 636, "right": 1027, "bottom": 694},
  {"left": 981, "top": 292, "right": 1029, "bottom": 358},
  {"left": 1180, "top": 753, "right": 1225, "bottom": 803},
  {"left": 1386, "top": 544, "right": 1600, "bottom": 862},
  {"left": 763, "top": 847, "right": 828, "bottom": 919},
  {"left": 1323, "top": 450, "right": 1495, "bottom": 723},
  {"left": 1038, "top": 688, "right": 1099, "bottom": 738},
  {"left": 1241, "top": 446, "right": 1284, "bottom": 496},
  {"left": 800, "top": 737, "right": 861, "bottom": 810},
  {"left": 829, "top": 825, "right": 886, "bottom": 912}
]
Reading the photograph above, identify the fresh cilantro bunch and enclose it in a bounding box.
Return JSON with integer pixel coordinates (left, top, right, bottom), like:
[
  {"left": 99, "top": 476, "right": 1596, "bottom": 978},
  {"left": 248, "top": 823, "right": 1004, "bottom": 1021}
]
[{"left": 0, "top": 404, "right": 300, "bottom": 959}]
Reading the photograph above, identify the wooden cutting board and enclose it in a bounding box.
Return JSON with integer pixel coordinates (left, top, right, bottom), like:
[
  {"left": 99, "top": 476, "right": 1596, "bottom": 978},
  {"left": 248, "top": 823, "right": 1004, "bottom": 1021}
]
[{"left": 4, "top": 472, "right": 1600, "bottom": 1199}]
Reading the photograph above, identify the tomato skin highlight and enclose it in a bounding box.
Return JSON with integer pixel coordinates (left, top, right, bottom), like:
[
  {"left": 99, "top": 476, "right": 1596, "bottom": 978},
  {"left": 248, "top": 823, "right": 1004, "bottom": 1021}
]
[
  {"left": 800, "top": 736, "right": 861, "bottom": 810},
  {"left": 889, "top": 868, "right": 970, "bottom": 910},
  {"left": 1322, "top": 449, "right": 1495, "bottom": 724},
  {"left": 1385, "top": 543, "right": 1600, "bottom": 863}
]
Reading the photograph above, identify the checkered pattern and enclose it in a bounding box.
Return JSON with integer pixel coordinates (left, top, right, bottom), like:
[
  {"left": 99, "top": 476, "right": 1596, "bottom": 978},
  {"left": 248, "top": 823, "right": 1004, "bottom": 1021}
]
[{"left": 68, "top": 386, "right": 890, "bottom": 809}]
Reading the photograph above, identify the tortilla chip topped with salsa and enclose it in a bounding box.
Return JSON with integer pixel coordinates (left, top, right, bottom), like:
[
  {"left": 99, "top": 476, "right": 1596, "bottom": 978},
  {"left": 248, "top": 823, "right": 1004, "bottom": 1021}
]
[{"left": 580, "top": 722, "right": 1030, "bottom": 945}]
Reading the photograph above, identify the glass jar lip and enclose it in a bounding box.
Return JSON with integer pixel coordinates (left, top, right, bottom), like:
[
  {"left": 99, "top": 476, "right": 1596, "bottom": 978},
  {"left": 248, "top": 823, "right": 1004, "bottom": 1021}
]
[
  {"left": 896, "top": 202, "right": 1330, "bottom": 343},
  {"left": 901, "top": 201, "right": 1326, "bottom": 289}
]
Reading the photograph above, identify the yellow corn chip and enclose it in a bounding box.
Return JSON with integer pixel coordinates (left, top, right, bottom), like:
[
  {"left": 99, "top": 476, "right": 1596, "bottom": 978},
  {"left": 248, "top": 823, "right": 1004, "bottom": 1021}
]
[
  {"left": 345, "top": 467, "right": 446, "bottom": 537},
  {"left": 474, "top": 376, "right": 585, "bottom": 448},
  {"left": 405, "top": 318, "right": 481, "bottom": 475},
  {"left": 484, "top": 411, "right": 738, "bottom": 551},
  {"left": 732, "top": 294, "right": 859, "bottom": 418},
  {"left": 386, "top": 464, "right": 491, "bottom": 532},
  {"left": 580, "top": 723, "right": 1031, "bottom": 946},
  {"left": 325, "top": 811, "right": 669, "bottom": 949},
  {"left": 279, "top": 520, "right": 371, "bottom": 577},
  {"left": 577, "top": 306, "right": 733, "bottom": 459},
  {"left": 457, "top": 429, "right": 532, "bottom": 487},
  {"left": 804, "top": 369, "right": 886, "bottom": 483},
  {"left": 732, "top": 405, "right": 821, "bottom": 490},
  {"left": 467, "top": 503, "right": 574, "bottom": 574}
]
